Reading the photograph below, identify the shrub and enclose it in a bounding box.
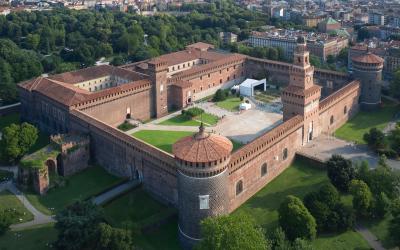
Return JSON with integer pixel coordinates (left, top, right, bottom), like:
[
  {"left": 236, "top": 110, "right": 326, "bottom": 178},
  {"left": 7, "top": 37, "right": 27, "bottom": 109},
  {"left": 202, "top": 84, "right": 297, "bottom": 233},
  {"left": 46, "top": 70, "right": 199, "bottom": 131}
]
[
  {"left": 185, "top": 107, "right": 204, "bottom": 118},
  {"left": 364, "top": 128, "right": 387, "bottom": 150},
  {"left": 239, "top": 95, "right": 244, "bottom": 101},
  {"left": 212, "top": 89, "right": 228, "bottom": 102},
  {"left": 326, "top": 155, "right": 355, "bottom": 192},
  {"left": 279, "top": 195, "right": 317, "bottom": 241},
  {"left": 0, "top": 210, "right": 12, "bottom": 236}
]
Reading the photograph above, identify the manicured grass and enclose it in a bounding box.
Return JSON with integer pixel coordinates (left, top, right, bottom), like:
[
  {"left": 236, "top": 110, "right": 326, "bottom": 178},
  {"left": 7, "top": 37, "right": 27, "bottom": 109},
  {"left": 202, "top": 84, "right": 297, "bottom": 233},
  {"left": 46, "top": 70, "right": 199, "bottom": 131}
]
[
  {"left": 235, "top": 159, "right": 370, "bottom": 249},
  {"left": 159, "top": 113, "right": 219, "bottom": 127},
  {"left": 335, "top": 101, "right": 399, "bottom": 144},
  {"left": 133, "top": 130, "right": 244, "bottom": 153},
  {"left": 363, "top": 215, "right": 395, "bottom": 249},
  {"left": 0, "top": 113, "right": 20, "bottom": 131},
  {"left": 0, "top": 190, "right": 34, "bottom": 224},
  {"left": 134, "top": 220, "right": 180, "bottom": 250},
  {"left": 0, "top": 223, "right": 57, "bottom": 250},
  {"left": 215, "top": 96, "right": 242, "bottom": 111},
  {"left": 132, "top": 130, "right": 195, "bottom": 153},
  {"left": 25, "top": 166, "right": 123, "bottom": 215},
  {"left": 104, "top": 188, "right": 175, "bottom": 229}
]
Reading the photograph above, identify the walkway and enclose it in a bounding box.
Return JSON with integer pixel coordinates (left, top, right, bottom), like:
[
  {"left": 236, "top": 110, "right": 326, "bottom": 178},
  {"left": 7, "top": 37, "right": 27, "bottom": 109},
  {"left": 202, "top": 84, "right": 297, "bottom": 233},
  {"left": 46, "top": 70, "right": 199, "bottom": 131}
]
[
  {"left": 92, "top": 180, "right": 140, "bottom": 205},
  {"left": 355, "top": 224, "right": 386, "bottom": 250},
  {"left": 0, "top": 181, "right": 55, "bottom": 230},
  {"left": 299, "top": 134, "right": 400, "bottom": 170}
]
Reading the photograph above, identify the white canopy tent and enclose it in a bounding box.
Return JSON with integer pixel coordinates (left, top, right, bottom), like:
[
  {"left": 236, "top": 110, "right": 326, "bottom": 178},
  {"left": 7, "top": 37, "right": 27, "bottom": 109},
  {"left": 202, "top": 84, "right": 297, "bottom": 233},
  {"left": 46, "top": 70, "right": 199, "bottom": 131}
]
[{"left": 239, "top": 78, "right": 266, "bottom": 97}]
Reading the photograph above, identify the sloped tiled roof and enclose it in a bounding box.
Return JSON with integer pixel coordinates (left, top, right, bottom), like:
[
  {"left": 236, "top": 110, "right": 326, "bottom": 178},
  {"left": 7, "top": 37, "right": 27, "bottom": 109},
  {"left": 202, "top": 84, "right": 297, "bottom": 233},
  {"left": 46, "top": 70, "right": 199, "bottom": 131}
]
[{"left": 352, "top": 52, "right": 384, "bottom": 64}]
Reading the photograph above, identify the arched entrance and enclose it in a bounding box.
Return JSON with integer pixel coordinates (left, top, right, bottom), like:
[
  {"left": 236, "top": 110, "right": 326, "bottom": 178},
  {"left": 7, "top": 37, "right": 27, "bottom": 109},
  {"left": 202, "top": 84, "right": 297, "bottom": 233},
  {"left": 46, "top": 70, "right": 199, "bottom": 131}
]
[
  {"left": 56, "top": 154, "right": 64, "bottom": 176},
  {"left": 126, "top": 107, "right": 131, "bottom": 119},
  {"left": 46, "top": 159, "right": 56, "bottom": 173}
]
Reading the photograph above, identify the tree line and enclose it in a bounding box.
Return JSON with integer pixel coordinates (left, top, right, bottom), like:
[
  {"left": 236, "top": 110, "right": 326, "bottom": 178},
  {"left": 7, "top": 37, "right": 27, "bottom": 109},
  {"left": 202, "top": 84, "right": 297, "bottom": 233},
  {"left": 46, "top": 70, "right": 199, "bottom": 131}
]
[{"left": 0, "top": 1, "right": 269, "bottom": 105}]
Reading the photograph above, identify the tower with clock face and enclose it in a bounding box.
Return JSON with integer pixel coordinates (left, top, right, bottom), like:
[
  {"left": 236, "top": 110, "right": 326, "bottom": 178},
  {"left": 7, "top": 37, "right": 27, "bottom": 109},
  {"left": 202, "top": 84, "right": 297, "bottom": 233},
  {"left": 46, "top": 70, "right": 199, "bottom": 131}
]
[{"left": 281, "top": 36, "right": 322, "bottom": 144}]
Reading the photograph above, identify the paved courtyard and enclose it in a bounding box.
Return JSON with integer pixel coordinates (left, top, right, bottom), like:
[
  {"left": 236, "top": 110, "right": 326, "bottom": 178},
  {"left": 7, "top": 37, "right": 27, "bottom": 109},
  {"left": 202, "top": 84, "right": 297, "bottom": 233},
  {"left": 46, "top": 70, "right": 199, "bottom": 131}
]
[
  {"left": 127, "top": 101, "right": 283, "bottom": 144},
  {"left": 299, "top": 134, "right": 400, "bottom": 170}
]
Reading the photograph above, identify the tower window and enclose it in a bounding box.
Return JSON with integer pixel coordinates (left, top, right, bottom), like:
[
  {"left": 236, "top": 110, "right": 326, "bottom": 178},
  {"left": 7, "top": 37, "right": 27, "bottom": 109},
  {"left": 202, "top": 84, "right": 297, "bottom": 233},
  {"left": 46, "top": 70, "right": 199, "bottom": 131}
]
[
  {"left": 261, "top": 163, "right": 267, "bottom": 177},
  {"left": 236, "top": 180, "right": 243, "bottom": 195},
  {"left": 283, "top": 148, "right": 288, "bottom": 160},
  {"left": 199, "top": 195, "right": 210, "bottom": 210},
  {"left": 330, "top": 115, "right": 334, "bottom": 125},
  {"left": 344, "top": 106, "right": 348, "bottom": 114}
]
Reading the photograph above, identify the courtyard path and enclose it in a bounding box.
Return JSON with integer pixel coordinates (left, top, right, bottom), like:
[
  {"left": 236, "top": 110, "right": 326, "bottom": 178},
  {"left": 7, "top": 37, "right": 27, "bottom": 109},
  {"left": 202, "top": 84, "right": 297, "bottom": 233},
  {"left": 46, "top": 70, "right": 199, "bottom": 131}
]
[
  {"left": 1, "top": 181, "right": 56, "bottom": 230},
  {"left": 355, "top": 224, "right": 386, "bottom": 250},
  {"left": 299, "top": 134, "right": 400, "bottom": 170},
  {"left": 92, "top": 180, "right": 140, "bottom": 205}
]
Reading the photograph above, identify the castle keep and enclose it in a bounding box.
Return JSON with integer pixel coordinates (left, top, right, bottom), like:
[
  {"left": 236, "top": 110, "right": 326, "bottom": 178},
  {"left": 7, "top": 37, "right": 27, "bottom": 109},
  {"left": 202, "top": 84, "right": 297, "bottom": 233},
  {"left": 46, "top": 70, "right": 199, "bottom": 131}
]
[{"left": 18, "top": 40, "right": 379, "bottom": 249}]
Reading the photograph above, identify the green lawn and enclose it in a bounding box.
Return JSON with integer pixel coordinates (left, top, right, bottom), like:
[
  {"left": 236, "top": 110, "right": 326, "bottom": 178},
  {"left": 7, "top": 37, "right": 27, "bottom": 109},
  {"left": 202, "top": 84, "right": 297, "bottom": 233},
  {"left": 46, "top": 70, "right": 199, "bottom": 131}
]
[
  {"left": 25, "top": 166, "right": 123, "bottom": 215},
  {"left": 0, "top": 113, "right": 20, "bottom": 131},
  {"left": 132, "top": 130, "right": 195, "bottom": 153},
  {"left": 335, "top": 101, "right": 399, "bottom": 144},
  {"left": 0, "top": 190, "right": 34, "bottom": 224},
  {"left": 215, "top": 96, "right": 242, "bottom": 111},
  {"left": 235, "top": 159, "right": 370, "bottom": 250},
  {"left": 104, "top": 188, "right": 175, "bottom": 229},
  {"left": 134, "top": 220, "right": 180, "bottom": 250},
  {"left": 132, "top": 130, "right": 243, "bottom": 153},
  {"left": 0, "top": 223, "right": 57, "bottom": 250},
  {"left": 159, "top": 113, "right": 219, "bottom": 127}
]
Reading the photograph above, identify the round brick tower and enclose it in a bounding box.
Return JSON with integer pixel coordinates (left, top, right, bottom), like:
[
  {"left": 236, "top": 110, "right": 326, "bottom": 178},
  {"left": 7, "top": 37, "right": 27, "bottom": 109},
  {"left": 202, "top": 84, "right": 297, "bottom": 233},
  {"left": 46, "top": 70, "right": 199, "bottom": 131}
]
[
  {"left": 172, "top": 124, "right": 233, "bottom": 249},
  {"left": 352, "top": 52, "right": 384, "bottom": 110}
]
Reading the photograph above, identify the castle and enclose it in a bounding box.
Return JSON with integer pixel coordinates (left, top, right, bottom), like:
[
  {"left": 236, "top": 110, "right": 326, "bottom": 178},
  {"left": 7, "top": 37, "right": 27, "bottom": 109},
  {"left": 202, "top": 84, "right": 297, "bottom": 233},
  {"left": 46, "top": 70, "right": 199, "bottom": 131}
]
[{"left": 18, "top": 39, "right": 383, "bottom": 249}]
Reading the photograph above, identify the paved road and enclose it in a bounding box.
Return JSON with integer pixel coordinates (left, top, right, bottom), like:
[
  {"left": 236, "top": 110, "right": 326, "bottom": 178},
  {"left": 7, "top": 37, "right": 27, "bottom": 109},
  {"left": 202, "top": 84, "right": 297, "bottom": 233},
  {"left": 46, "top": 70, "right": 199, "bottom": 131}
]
[
  {"left": 1, "top": 181, "right": 55, "bottom": 230},
  {"left": 92, "top": 180, "right": 140, "bottom": 205}
]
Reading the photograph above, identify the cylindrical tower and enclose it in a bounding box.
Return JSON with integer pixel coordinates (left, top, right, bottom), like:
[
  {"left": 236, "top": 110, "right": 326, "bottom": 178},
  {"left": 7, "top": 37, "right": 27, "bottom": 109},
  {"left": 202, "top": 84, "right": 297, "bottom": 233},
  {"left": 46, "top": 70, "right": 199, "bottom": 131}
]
[
  {"left": 351, "top": 52, "right": 384, "bottom": 110},
  {"left": 172, "top": 124, "right": 233, "bottom": 249}
]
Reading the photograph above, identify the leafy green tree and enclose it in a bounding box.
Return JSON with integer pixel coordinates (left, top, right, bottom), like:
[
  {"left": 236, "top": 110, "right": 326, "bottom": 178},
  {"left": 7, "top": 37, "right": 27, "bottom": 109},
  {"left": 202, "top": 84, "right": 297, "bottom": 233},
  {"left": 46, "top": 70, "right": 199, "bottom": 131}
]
[
  {"left": 197, "top": 213, "right": 269, "bottom": 250},
  {"left": 389, "top": 215, "right": 400, "bottom": 247},
  {"left": 55, "top": 201, "right": 105, "bottom": 250},
  {"left": 372, "top": 192, "right": 391, "bottom": 218},
  {"left": 363, "top": 128, "right": 387, "bottom": 150},
  {"left": 349, "top": 179, "right": 373, "bottom": 217},
  {"left": 326, "top": 155, "right": 355, "bottom": 192},
  {"left": 212, "top": 89, "right": 228, "bottom": 102},
  {"left": 326, "top": 55, "right": 336, "bottom": 64},
  {"left": 0, "top": 123, "right": 38, "bottom": 163},
  {"left": 391, "top": 69, "right": 400, "bottom": 99},
  {"left": 94, "top": 223, "right": 133, "bottom": 250},
  {"left": 0, "top": 210, "right": 12, "bottom": 236},
  {"left": 278, "top": 195, "right": 317, "bottom": 241}
]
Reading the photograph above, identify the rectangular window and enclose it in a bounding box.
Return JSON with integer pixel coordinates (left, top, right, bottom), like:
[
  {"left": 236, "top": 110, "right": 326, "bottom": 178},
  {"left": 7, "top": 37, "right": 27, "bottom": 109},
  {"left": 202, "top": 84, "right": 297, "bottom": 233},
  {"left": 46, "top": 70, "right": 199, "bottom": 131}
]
[{"left": 199, "top": 195, "right": 210, "bottom": 209}]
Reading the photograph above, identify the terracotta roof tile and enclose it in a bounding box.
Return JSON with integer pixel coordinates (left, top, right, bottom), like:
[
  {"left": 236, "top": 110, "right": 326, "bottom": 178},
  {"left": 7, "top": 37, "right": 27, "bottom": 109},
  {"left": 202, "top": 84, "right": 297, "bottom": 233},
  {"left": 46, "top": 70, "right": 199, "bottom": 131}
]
[{"left": 351, "top": 52, "right": 384, "bottom": 64}]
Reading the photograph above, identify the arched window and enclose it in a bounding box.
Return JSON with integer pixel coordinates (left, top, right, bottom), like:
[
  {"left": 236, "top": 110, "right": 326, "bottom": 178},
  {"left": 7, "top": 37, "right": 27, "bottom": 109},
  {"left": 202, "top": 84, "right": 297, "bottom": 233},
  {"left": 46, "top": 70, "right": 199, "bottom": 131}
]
[
  {"left": 261, "top": 163, "right": 268, "bottom": 177},
  {"left": 330, "top": 115, "right": 334, "bottom": 125},
  {"left": 236, "top": 180, "right": 243, "bottom": 195},
  {"left": 344, "top": 106, "right": 348, "bottom": 114},
  {"left": 283, "top": 148, "right": 288, "bottom": 160}
]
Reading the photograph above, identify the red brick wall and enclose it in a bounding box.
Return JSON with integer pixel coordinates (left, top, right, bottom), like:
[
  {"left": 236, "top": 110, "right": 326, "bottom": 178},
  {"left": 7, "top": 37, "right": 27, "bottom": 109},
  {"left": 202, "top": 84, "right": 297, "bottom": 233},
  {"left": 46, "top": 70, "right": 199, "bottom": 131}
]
[{"left": 81, "top": 88, "right": 154, "bottom": 126}]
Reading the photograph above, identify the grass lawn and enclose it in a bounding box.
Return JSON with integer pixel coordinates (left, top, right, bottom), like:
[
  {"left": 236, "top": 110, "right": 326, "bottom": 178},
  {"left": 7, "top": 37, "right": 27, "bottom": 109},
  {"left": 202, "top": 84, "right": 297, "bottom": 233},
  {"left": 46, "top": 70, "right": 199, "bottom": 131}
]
[
  {"left": 215, "top": 96, "right": 242, "bottom": 111},
  {"left": 0, "top": 190, "right": 34, "bottom": 224},
  {"left": 0, "top": 223, "right": 57, "bottom": 250},
  {"left": 25, "top": 166, "right": 123, "bottom": 215},
  {"left": 132, "top": 130, "right": 195, "bottom": 153},
  {"left": 104, "top": 188, "right": 176, "bottom": 229},
  {"left": 234, "top": 159, "right": 370, "bottom": 250},
  {"left": 159, "top": 113, "right": 219, "bottom": 127},
  {"left": 132, "top": 130, "right": 244, "bottom": 153},
  {"left": 0, "top": 113, "right": 20, "bottom": 131},
  {"left": 134, "top": 220, "right": 180, "bottom": 250},
  {"left": 335, "top": 100, "right": 399, "bottom": 144}
]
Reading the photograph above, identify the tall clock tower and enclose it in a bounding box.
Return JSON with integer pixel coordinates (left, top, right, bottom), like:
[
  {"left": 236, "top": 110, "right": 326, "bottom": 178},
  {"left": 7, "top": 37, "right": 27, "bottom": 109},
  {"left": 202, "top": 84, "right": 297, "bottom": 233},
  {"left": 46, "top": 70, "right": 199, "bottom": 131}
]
[{"left": 281, "top": 36, "right": 321, "bottom": 144}]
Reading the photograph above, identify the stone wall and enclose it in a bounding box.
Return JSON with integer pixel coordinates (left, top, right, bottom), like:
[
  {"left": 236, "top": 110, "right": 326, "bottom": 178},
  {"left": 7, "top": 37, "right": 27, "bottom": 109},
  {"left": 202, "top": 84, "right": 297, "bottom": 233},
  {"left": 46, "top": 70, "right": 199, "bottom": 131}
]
[
  {"left": 319, "top": 80, "right": 361, "bottom": 134},
  {"left": 69, "top": 109, "right": 179, "bottom": 206},
  {"left": 227, "top": 115, "right": 304, "bottom": 211},
  {"left": 80, "top": 87, "right": 154, "bottom": 127}
]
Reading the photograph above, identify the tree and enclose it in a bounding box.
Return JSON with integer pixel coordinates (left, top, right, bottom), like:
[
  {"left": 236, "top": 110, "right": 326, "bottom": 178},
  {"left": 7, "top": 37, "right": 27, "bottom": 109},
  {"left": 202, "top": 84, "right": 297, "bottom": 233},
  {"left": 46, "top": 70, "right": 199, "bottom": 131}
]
[
  {"left": 389, "top": 215, "right": 400, "bottom": 247},
  {"left": 391, "top": 69, "right": 400, "bottom": 99},
  {"left": 0, "top": 210, "right": 12, "bottom": 236},
  {"left": 278, "top": 195, "right": 316, "bottom": 241},
  {"left": 94, "top": 223, "right": 133, "bottom": 250},
  {"left": 326, "top": 155, "right": 355, "bottom": 192},
  {"left": 326, "top": 55, "right": 336, "bottom": 64},
  {"left": 197, "top": 213, "right": 269, "bottom": 250},
  {"left": 349, "top": 179, "right": 373, "bottom": 217},
  {"left": 268, "top": 227, "right": 313, "bottom": 250},
  {"left": 363, "top": 128, "right": 386, "bottom": 150},
  {"left": 55, "top": 201, "right": 105, "bottom": 250},
  {"left": 372, "top": 192, "right": 391, "bottom": 218},
  {"left": 212, "top": 89, "right": 228, "bottom": 102},
  {"left": 0, "top": 123, "right": 38, "bottom": 163}
]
